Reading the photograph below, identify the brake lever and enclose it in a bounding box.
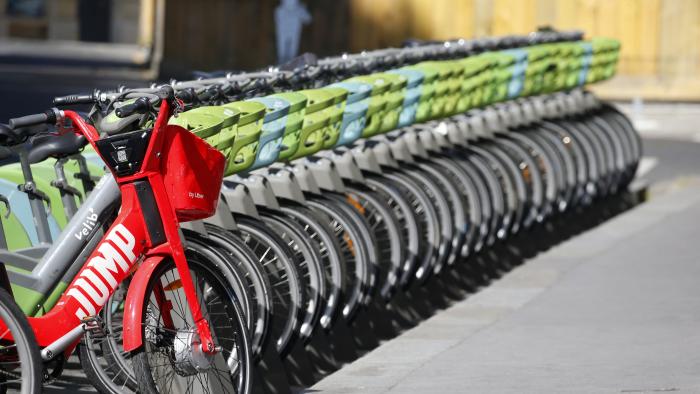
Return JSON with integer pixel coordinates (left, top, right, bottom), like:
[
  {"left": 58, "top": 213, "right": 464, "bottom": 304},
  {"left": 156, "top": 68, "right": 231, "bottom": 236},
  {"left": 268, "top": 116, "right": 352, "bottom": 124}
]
[
  {"left": 50, "top": 179, "right": 84, "bottom": 204},
  {"left": 17, "top": 183, "right": 52, "bottom": 215},
  {"left": 0, "top": 195, "right": 10, "bottom": 219}
]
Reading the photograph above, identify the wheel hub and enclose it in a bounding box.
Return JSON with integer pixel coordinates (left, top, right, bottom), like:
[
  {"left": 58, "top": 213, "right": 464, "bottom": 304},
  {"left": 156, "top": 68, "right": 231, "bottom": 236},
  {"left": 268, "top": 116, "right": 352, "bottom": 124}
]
[{"left": 171, "top": 329, "right": 214, "bottom": 376}]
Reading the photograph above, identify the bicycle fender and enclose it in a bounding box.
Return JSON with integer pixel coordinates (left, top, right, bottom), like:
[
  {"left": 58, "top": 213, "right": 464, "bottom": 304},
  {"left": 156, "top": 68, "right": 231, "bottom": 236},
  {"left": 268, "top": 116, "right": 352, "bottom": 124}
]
[{"left": 122, "top": 255, "right": 165, "bottom": 352}]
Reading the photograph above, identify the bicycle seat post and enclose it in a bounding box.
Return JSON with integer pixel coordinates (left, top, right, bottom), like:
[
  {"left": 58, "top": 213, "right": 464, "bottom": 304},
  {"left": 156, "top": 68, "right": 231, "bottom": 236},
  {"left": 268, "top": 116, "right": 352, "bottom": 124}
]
[
  {"left": 70, "top": 154, "right": 97, "bottom": 194},
  {"left": 0, "top": 193, "right": 9, "bottom": 250},
  {"left": 52, "top": 158, "right": 80, "bottom": 219},
  {"left": 17, "top": 148, "right": 52, "bottom": 245}
]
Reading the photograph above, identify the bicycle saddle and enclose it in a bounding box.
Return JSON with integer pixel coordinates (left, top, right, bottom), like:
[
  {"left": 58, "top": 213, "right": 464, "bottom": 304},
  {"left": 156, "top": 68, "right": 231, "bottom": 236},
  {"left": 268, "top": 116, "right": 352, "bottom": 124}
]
[
  {"left": 27, "top": 132, "right": 87, "bottom": 164},
  {"left": 0, "top": 146, "right": 14, "bottom": 161},
  {"left": 0, "top": 124, "right": 21, "bottom": 146}
]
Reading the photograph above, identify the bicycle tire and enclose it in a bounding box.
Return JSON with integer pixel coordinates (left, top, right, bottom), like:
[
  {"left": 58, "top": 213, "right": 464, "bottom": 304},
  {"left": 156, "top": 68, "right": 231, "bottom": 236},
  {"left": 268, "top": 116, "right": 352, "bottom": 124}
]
[
  {"left": 0, "top": 286, "right": 43, "bottom": 394},
  {"left": 78, "top": 237, "right": 255, "bottom": 394},
  {"left": 258, "top": 212, "right": 326, "bottom": 342},
  {"left": 132, "top": 256, "right": 253, "bottom": 394},
  {"left": 236, "top": 215, "right": 304, "bottom": 356},
  {"left": 345, "top": 184, "right": 405, "bottom": 301}
]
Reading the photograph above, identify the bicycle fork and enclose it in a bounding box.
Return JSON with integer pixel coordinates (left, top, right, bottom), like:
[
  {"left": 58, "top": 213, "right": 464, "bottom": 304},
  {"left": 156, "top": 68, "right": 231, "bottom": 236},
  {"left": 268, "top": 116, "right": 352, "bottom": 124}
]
[{"left": 121, "top": 172, "right": 217, "bottom": 356}]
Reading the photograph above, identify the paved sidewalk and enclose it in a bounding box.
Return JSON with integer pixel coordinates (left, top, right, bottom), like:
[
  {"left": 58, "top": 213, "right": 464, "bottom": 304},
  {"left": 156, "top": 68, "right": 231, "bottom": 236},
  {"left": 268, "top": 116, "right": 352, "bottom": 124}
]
[
  {"left": 311, "top": 178, "right": 700, "bottom": 394},
  {"left": 617, "top": 101, "right": 700, "bottom": 142}
]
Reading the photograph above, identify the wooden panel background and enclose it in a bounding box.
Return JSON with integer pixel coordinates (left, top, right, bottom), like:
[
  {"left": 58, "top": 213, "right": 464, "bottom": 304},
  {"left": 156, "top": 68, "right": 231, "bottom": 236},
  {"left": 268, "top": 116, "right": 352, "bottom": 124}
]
[
  {"left": 346, "top": 0, "right": 700, "bottom": 100},
  {"left": 161, "top": 0, "right": 700, "bottom": 100}
]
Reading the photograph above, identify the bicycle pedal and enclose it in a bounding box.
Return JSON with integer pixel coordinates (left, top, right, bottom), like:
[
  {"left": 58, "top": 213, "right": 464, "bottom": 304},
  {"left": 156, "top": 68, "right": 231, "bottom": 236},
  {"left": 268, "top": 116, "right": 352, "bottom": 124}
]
[{"left": 81, "top": 316, "right": 106, "bottom": 337}]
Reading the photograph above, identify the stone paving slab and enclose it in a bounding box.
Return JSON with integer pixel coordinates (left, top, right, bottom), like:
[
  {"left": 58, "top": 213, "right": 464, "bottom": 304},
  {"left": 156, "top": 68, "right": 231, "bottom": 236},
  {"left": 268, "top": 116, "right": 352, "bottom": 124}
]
[{"left": 311, "top": 178, "right": 700, "bottom": 394}]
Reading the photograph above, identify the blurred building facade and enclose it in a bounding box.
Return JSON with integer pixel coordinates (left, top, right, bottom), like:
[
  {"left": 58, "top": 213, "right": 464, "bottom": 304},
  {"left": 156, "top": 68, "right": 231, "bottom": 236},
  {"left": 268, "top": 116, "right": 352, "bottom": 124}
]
[
  {"left": 0, "top": 0, "right": 159, "bottom": 79},
  {"left": 346, "top": 0, "right": 698, "bottom": 101},
  {"left": 0, "top": 0, "right": 146, "bottom": 43},
  {"left": 0, "top": 0, "right": 698, "bottom": 101}
]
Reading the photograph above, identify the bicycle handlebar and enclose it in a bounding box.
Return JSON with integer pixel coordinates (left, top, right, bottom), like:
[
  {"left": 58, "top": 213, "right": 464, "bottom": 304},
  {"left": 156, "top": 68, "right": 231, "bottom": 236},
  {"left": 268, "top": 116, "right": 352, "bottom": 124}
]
[
  {"left": 115, "top": 97, "right": 151, "bottom": 118},
  {"left": 53, "top": 94, "right": 95, "bottom": 106},
  {"left": 8, "top": 110, "right": 57, "bottom": 129},
  {"left": 113, "top": 85, "right": 174, "bottom": 118}
]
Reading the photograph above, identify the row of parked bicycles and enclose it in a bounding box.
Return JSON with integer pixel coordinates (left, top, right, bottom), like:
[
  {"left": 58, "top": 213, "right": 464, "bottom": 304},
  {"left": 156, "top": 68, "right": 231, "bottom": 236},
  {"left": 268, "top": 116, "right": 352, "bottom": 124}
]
[{"left": 0, "top": 29, "right": 637, "bottom": 394}]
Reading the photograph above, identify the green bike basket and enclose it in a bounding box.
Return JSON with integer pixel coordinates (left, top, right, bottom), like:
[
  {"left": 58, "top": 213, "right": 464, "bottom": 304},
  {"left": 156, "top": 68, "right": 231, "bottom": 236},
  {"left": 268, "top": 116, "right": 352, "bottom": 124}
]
[
  {"left": 412, "top": 62, "right": 450, "bottom": 119},
  {"left": 270, "top": 91, "right": 308, "bottom": 161},
  {"left": 246, "top": 95, "right": 290, "bottom": 170},
  {"left": 387, "top": 68, "right": 424, "bottom": 127},
  {"left": 400, "top": 65, "right": 437, "bottom": 123},
  {"left": 318, "top": 87, "right": 349, "bottom": 149},
  {"left": 221, "top": 101, "right": 265, "bottom": 174},
  {"left": 328, "top": 81, "right": 372, "bottom": 147},
  {"left": 456, "top": 57, "right": 489, "bottom": 113},
  {"left": 348, "top": 73, "right": 406, "bottom": 134},
  {"left": 287, "top": 89, "right": 332, "bottom": 160},
  {"left": 344, "top": 74, "right": 390, "bottom": 137}
]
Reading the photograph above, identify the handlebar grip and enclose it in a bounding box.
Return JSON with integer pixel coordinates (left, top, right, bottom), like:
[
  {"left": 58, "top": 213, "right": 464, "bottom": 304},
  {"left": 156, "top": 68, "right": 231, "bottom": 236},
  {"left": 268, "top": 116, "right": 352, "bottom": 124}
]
[
  {"left": 53, "top": 94, "right": 95, "bottom": 106},
  {"left": 115, "top": 97, "right": 150, "bottom": 118},
  {"left": 0, "top": 194, "right": 10, "bottom": 219},
  {"left": 9, "top": 110, "right": 55, "bottom": 129},
  {"left": 198, "top": 87, "right": 219, "bottom": 102},
  {"left": 176, "top": 89, "right": 196, "bottom": 103}
]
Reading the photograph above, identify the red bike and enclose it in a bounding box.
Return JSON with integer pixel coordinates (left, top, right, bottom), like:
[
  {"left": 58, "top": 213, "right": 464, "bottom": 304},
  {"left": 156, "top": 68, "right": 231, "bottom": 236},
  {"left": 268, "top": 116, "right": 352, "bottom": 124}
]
[{"left": 1, "top": 86, "right": 252, "bottom": 393}]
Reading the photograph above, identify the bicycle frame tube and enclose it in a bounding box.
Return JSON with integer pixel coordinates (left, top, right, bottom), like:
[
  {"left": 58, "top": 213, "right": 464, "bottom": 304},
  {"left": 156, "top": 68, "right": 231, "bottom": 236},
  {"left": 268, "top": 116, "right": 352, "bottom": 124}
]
[
  {"left": 30, "top": 175, "right": 120, "bottom": 302},
  {"left": 27, "top": 182, "right": 150, "bottom": 347}
]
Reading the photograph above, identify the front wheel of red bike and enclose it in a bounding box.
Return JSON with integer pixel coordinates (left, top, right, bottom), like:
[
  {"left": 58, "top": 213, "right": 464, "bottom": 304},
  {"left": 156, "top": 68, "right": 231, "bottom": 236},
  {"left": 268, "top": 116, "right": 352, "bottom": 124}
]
[
  {"left": 132, "top": 257, "right": 253, "bottom": 394},
  {"left": 0, "top": 286, "right": 43, "bottom": 394}
]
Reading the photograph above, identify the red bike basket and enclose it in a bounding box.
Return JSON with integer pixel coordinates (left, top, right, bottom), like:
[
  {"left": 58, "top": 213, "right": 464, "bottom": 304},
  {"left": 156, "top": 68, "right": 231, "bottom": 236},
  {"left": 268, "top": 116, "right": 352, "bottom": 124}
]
[{"left": 161, "top": 124, "right": 226, "bottom": 222}]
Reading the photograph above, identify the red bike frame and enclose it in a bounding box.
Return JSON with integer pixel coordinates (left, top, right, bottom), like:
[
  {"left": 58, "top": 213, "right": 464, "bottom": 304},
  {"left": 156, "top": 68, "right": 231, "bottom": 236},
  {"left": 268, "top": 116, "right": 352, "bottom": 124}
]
[{"left": 10, "top": 99, "right": 220, "bottom": 357}]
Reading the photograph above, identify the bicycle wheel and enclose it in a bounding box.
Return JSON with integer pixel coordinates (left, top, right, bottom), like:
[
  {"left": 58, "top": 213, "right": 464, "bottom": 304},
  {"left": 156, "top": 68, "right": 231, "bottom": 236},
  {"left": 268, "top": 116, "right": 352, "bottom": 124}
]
[
  {"left": 295, "top": 198, "right": 373, "bottom": 320},
  {"left": 480, "top": 141, "right": 529, "bottom": 234},
  {"left": 504, "top": 130, "right": 559, "bottom": 219},
  {"left": 133, "top": 256, "right": 253, "bottom": 394},
  {"left": 235, "top": 215, "right": 304, "bottom": 356},
  {"left": 557, "top": 118, "right": 607, "bottom": 198},
  {"left": 403, "top": 165, "right": 454, "bottom": 276},
  {"left": 315, "top": 193, "right": 379, "bottom": 305},
  {"left": 276, "top": 204, "right": 348, "bottom": 326},
  {"left": 586, "top": 114, "right": 628, "bottom": 193},
  {"left": 79, "top": 238, "right": 255, "bottom": 394},
  {"left": 201, "top": 225, "right": 274, "bottom": 358},
  {"left": 364, "top": 176, "right": 422, "bottom": 289},
  {"left": 491, "top": 136, "right": 544, "bottom": 228},
  {"left": 442, "top": 150, "right": 492, "bottom": 252},
  {"left": 539, "top": 120, "right": 593, "bottom": 206},
  {"left": 416, "top": 159, "right": 467, "bottom": 267},
  {"left": 459, "top": 150, "right": 506, "bottom": 243},
  {"left": 0, "top": 287, "right": 42, "bottom": 394},
  {"left": 383, "top": 170, "right": 440, "bottom": 284},
  {"left": 528, "top": 127, "right": 578, "bottom": 210},
  {"left": 599, "top": 102, "right": 642, "bottom": 181},
  {"left": 345, "top": 184, "right": 405, "bottom": 301},
  {"left": 519, "top": 129, "right": 570, "bottom": 212},
  {"left": 596, "top": 105, "right": 642, "bottom": 189},
  {"left": 259, "top": 212, "right": 327, "bottom": 342},
  {"left": 469, "top": 144, "right": 517, "bottom": 238},
  {"left": 569, "top": 118, "right": 617, "bottom": 195},
  {"left": 430, "top": 155, "right": 484, "bottom": 257},
  {"left": 78, "top": 283, "right": 136, "bottom": 394}
]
